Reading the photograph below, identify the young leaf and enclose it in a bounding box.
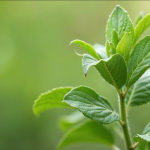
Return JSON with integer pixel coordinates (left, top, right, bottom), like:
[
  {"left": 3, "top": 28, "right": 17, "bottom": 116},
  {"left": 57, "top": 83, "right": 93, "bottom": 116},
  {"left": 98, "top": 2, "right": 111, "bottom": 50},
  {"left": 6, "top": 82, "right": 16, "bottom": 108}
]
[
  {"left": 33, "top": 87, "right": 72, "bottom": 115},
  {"left": 69, "top": 39, "right": 100, "bottom": 60},
  {"left": 127, "top": 36, "right": 150, "bottom": 88},
  {"left": 134, "top": 11, "right": 144, "bottom": 27},
  {"left": 106, "top": 40, "right": 111, "bottom": 57},
  {"left": 126, "top": 70, "right": 150, "bottom": 111},
  {"left": 133, "top": 13, "right": 150, "bottom": 45},
  {"left": 111, "top": 29, "right": 118, "bottom": 54},
  {"left": 116, "top": 32, "right": 132, "bottom": 63},
  {"left": 57, "top": 120, "right": 115, "bottom": 150},
  {"left": 63, "top": 86, "right": 121, "bottom": 124},
  {"left": 93, "top": 44, "right": 107, "bottom": 59},
  {"left": 133, "top": 122, "right": 150, "bottom": 142},
  {"left": 59, "top": 111, "right": 85, "bottom": 131},
  {"left": 106, "top": 5, "right": 134, "bottom": 43},
  {"left": 82, "top": 54, "right": 127, "bottom": 91}
]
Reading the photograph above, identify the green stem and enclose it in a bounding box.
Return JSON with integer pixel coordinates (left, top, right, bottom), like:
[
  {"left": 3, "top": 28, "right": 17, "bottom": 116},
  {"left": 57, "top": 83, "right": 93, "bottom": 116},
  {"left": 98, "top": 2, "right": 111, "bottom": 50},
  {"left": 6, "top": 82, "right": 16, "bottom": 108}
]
[
  {"left": 120, "top": 94, "right": 132, "bottom": 150},
  {"left": 130, "top": 140, "right": 143, "bottom": 150}
]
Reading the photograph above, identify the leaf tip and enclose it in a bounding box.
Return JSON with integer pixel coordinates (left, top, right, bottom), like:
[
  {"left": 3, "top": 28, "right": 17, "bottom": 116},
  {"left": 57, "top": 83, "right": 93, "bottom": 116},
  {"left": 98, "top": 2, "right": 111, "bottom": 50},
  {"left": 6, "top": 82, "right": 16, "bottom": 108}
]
[
  {"left": 116, "top": 5, "right": 121, "bottom": 9},
  {"left": 116, "top": 5, "right": 120, "bottom": 7},
  {"left": 69, "top": 40, "right": 74, "bottom": 46}
]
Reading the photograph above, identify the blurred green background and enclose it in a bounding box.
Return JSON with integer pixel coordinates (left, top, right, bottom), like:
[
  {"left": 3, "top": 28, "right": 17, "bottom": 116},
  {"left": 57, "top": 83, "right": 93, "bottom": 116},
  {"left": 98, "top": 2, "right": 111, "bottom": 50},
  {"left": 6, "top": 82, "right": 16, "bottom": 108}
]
[{"left": 1, "top": 1, "right": 150, "bottom": 150}]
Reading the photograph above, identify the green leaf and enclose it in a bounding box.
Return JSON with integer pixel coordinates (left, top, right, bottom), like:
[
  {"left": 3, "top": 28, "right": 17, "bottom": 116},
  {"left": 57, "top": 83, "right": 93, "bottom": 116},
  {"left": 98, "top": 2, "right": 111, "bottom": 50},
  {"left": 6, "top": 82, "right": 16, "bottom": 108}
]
[
  {"left": 126, "top": 70, "right": 150, "bottom": 110},
  {"left": 133, "top": 13, "right": 150, "bottom": 45},
  {"left": 57, "top": 120, "right": 114, "bottom": 150},
  {"left": 127, "top": 36, "right": 150, "bottom": 88},
  {"left": 106, "top": 5, "right": 134, "bottom": 43},
  {"left": 59, "top": 111, "right": 85, "bottom": 131},
  {"left": 33, "top": 87, "right": 72, "bottom": 115},
  {"left": 82, "top": 54, "right": 127, "bottom": 91},
  {"left": 134, "top": 11, "right": 144, "bottom": 27},
  {"left": 95, "top": 54, "right": 127, "bottom": 90},
  {"left": 70, "top": 39, "right": 100, "bottom": 60},
  {"left": 111, "top": 29, "right": 118, "bottom": 54},
  {"left": 106, "top": 40, "right": 111, "bottom": 57},
  {"left": 82, "top": 54, "right": 98, "bottom": 77},
  {"left": 116, "top": 32, "right": 132, "bottom": 63},
  {"left": 63, "top": 86, "right": 120, "bottom": 124},
  {"left": 93, "top": 44, "right": 107, "bottom": 59},
  {"left": 133, "top": 122, "right": 150, "bottom": 142}
]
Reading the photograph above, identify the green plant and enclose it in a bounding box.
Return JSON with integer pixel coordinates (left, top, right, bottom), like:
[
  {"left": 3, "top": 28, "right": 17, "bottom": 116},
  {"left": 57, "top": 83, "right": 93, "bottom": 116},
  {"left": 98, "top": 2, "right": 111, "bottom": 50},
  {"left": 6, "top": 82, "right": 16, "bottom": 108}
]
[{"left": 33, "top": 5, "right": 150, "bottom": 150}]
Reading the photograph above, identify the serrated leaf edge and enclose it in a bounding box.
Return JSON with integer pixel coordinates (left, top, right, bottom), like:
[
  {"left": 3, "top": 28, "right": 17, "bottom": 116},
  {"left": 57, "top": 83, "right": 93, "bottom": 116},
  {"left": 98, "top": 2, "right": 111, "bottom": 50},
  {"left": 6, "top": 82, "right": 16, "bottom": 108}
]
[{"left": 106, "top": 5, "right": 134, "bottom": 41}]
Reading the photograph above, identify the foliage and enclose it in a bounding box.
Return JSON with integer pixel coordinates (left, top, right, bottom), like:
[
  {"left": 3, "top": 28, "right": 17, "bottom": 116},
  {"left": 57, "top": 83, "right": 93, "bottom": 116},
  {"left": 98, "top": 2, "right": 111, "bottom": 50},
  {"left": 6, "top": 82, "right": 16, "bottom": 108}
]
[{"left": 33, "top": 5, "right": 150, "bottom": 150}]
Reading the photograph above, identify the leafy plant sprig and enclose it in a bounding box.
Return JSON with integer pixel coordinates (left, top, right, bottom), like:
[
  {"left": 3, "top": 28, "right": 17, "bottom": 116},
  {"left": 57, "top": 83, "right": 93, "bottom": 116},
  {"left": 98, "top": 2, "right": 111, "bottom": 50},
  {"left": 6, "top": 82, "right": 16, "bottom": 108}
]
[{"left": 33, "top": 5, "right": 150, "bottom": 150}]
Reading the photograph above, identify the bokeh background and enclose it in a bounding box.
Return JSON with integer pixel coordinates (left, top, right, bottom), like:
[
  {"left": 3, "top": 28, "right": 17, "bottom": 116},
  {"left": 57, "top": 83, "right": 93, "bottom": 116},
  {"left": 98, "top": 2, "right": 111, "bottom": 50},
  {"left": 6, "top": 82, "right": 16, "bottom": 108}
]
[{"left": 1, "top": 1, "right": 150, "bottom": 150}]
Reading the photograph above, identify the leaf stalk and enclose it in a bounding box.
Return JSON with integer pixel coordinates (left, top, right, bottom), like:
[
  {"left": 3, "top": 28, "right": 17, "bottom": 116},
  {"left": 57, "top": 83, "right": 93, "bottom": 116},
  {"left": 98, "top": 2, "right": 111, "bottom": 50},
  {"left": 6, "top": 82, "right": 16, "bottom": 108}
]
[
  {"left": 130, "top": 140, "right": 143, "bottom": 150},
  {"left": 123, "top": 87, "right": 129, "bottom": 98}
]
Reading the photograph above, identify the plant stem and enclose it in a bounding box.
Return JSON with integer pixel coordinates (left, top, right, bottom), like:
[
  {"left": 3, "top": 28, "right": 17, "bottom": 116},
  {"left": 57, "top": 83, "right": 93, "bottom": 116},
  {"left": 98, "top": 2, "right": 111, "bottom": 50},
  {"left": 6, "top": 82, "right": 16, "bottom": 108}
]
[
  {"left": 130, "top": 140, "right": 143, "bottom": 150},
  {"left": 119, "top": 94, "right": 132, "bottom": 150}
]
